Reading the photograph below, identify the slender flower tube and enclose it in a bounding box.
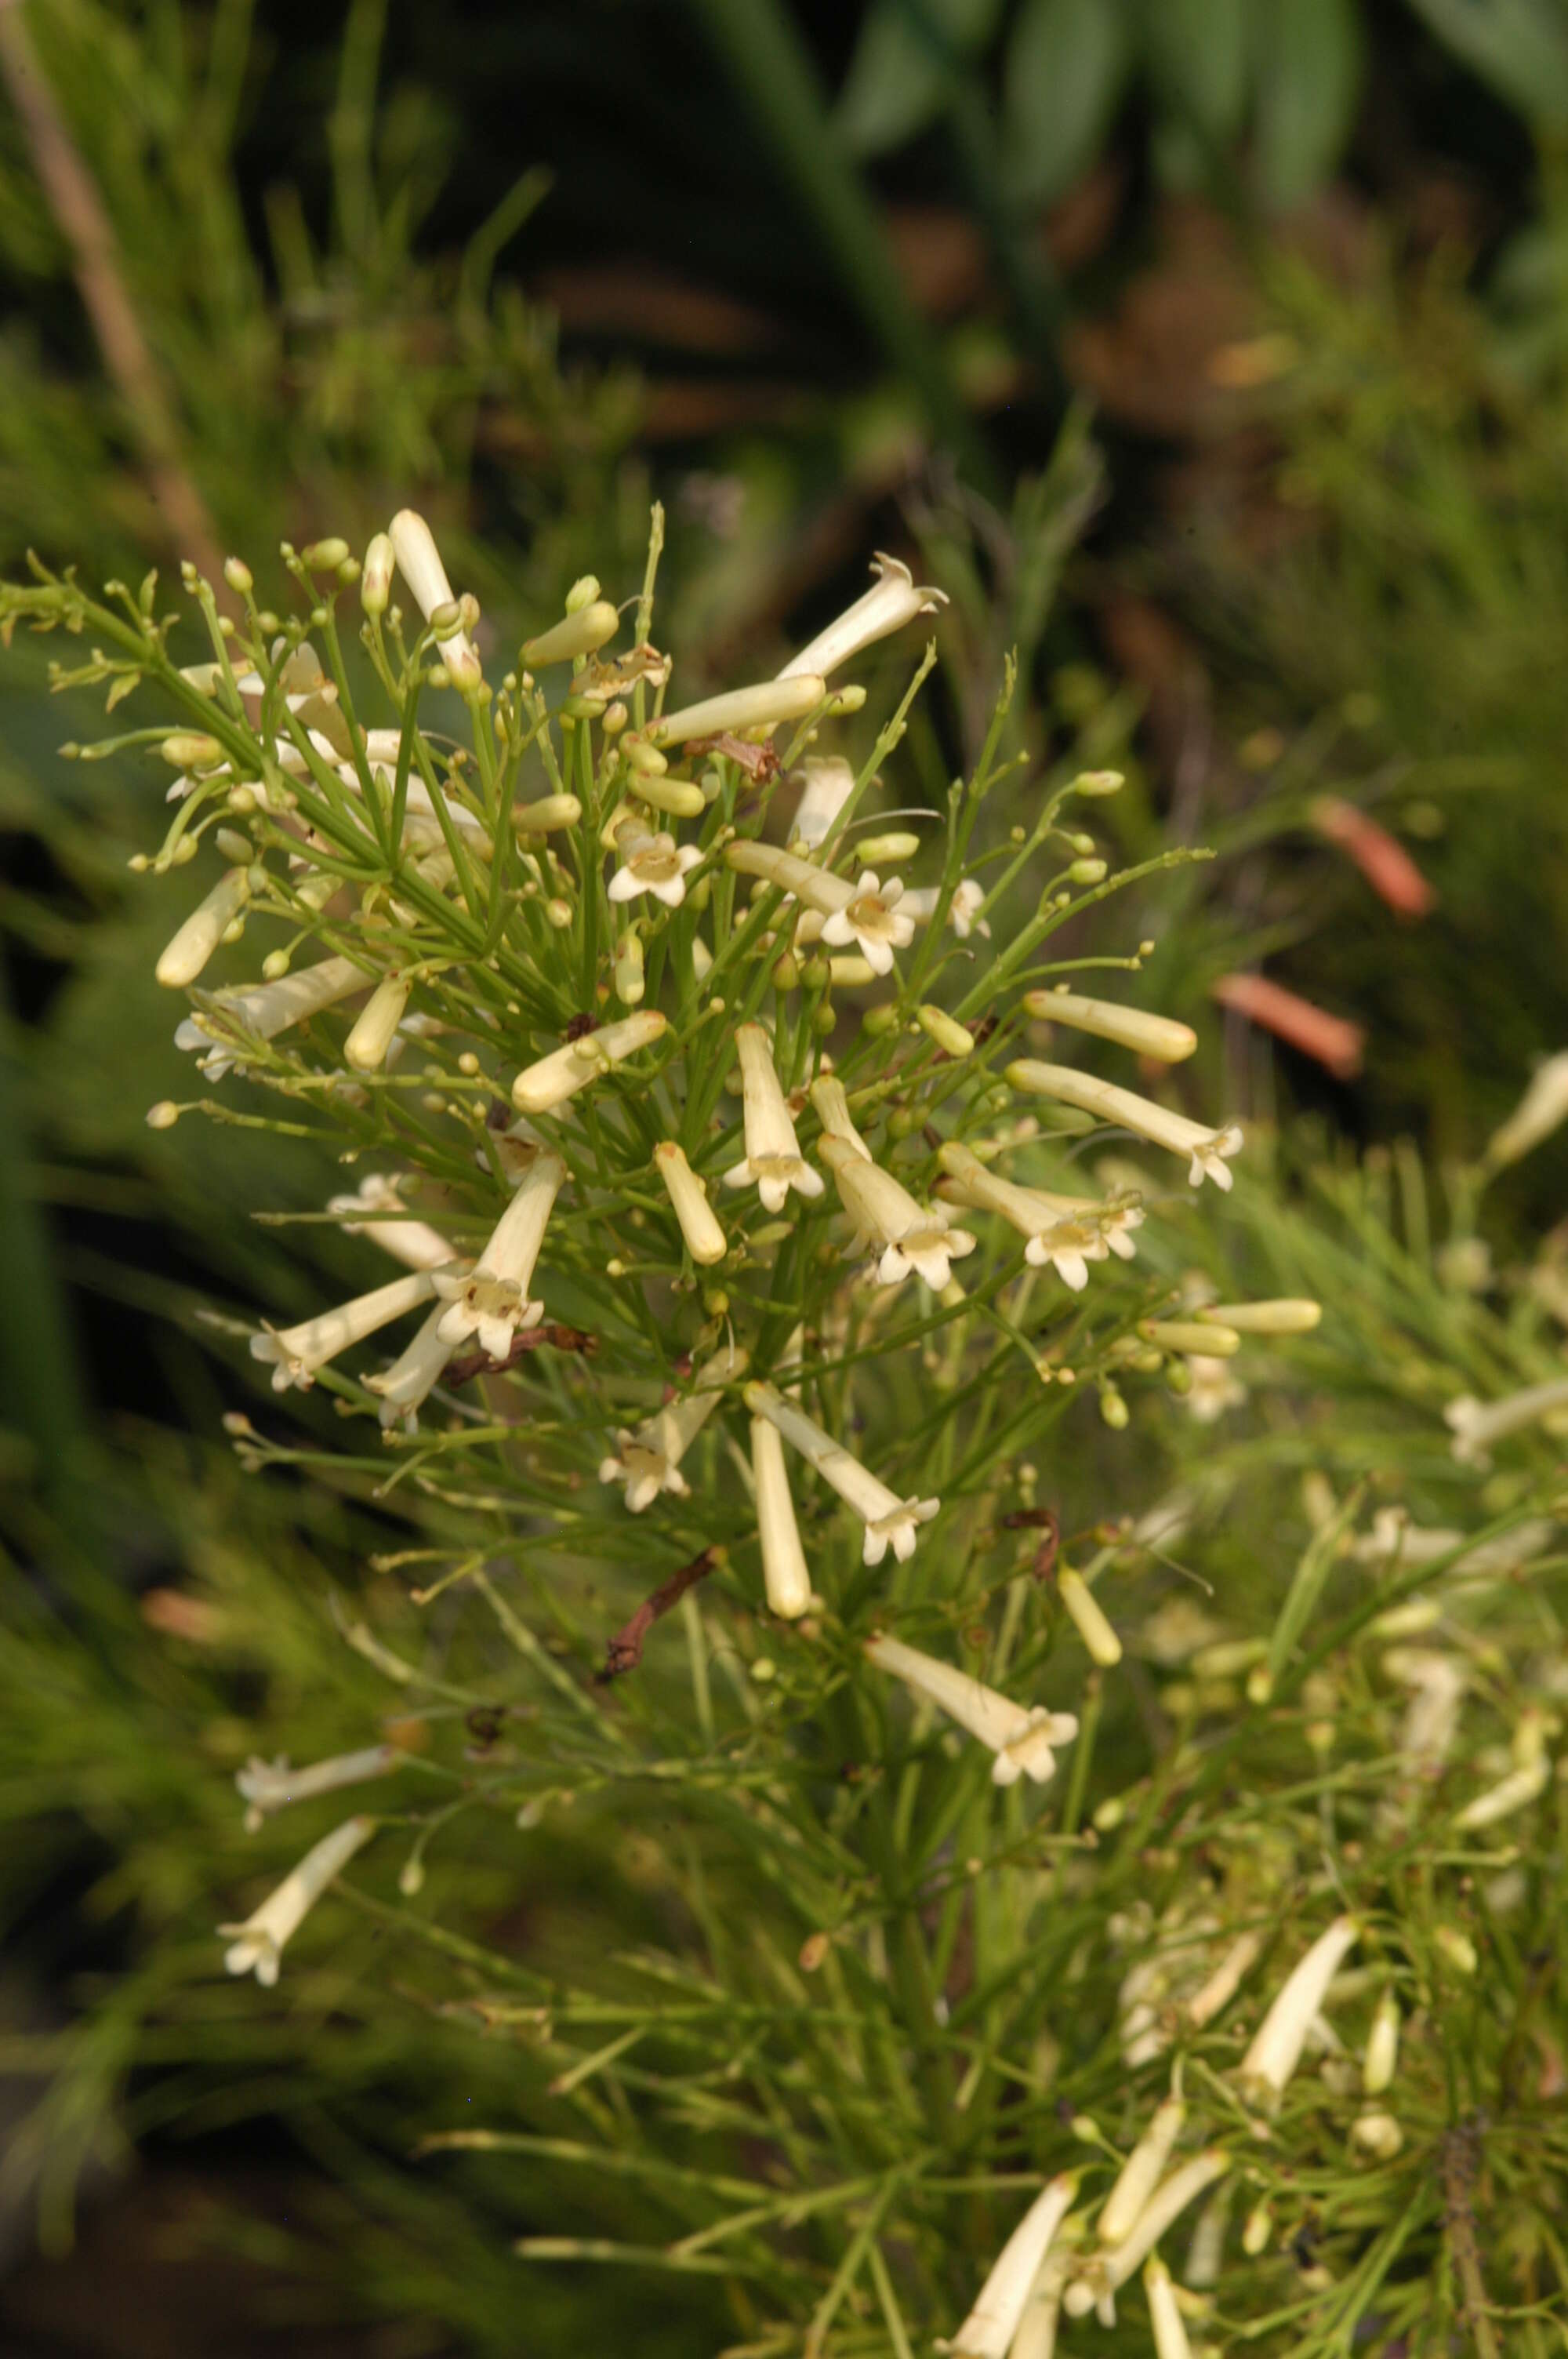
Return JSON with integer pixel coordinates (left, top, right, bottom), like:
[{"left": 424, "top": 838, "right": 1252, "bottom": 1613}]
[
  {"left": 778, "top": 552, "right": 946, "bottom": 682},
  {"left": 387, "top": 508, "right": 481, "bottom": 689},
  {"left": 511, "top": 1011, "right": 668, "bottom": 1114},
  {"left": 792, "top": 756, "right": 855, "bottom": 846},
  {"left": 1006, "top": 1062, "right": 1243, "bottom": 1190},
  {"left": 751, "top": 1415, "right": 811, "bottom": 1619},
  {"left": 601, "top": 1343, "right": 748, "bottom": 1513},
  {"left": 1454, "top": 1756, "right": 1551, "bottom": 1830},
  {"left": 942, "top": 2174, "right": 1076, "bottom": 2359},
  {"left": 808, "top": 1073, "right": 872, "bottom": 1161},
  {"left": 220, "top": 1814, "right": 376, "bottom": 1985},
  {"left": 645, "top": 675, "right": 826, "bottom": 747},
  {"left": 1143, "top": 2258, "right": 1192, "bottom": 2359},
  {"left": 1362, "top": 1990, "right": 1400, "bottom": 2095},
  {"left": 1240, "top": 1917, "right": 1359, "bottom": 2099},
  {"left": 156, "top": 865, "right": 252, "bottom": 987},
  {"left": 935, "top": 1143, "right": 1116, "bottom": 1289},
  {"left": 361, "top": 531, "right": 394, "bottom": 613},
  {"left": 723, "top": 1024, "right": 825, "bottom": 1212},
  {"left": 654, "top": 1140, "right": 727, "bottom": 1266},
  {"left": 365, "top": 1300, "right": 456, "bottom": 1430},
  {"left": 1309, "top": 795, "right": 1436, "bottom": 919},
  {"left": 1444, "top": 1377, "right": 1568, "bottom": 1467},
  {"left": 236, "top": 1744, "right": 399, "bottom": 1833},
  {"left": 1385, "top": 1647, "right": 1466, "bottom": 1775},
  {"left": 1058, "top": 1568, "right": 1122, "bottom": 1667},
  {"left": 1210, "top": 972, "right": 1364, "bottom": 1081},
  {"left": 1023, "top": 988, "right": 1196, "bottom": 1063},
  {"left": 746, "top": 1380, "right": 938, "bottom": 1567},
  {"left": 1007, "top": 2254, "right": 1069, "bottom": 2359},
  {"left": 724, "top": 838, "right": 855, "bottom": 915},
  {"left": 328, "top": 1175, "right": 454, "bottom": 1273},
  {"left": 344, "top": 971, "right": 412, "bottom": 1072},
  {"left": 251, "top": 1270, "right": 438, "bottom": 1392},
  {"left": 863, "top": 1632, "right": 1076, "bottom": 1785},
  {"left": 521, "top": 601, "right": 619, "bottom": 667},
  {"left": 176, "top": 954, "right": 367, "bottom": 1077},
  {"left": 1199, "top": 1299, "right": 1321, "bottom": 1335},
  {"left": 901, "top": 878, "right": 990, "bottom": 939},
  {"left": 1099, "top": 2098, "right": 1186, "bottom": 2246},
  {"left": 1062, "top": 2154, "right": 1229, "bottom": 2315},
  {"left": 1484, "top": 1051, "right": 1568, "bottom": 1169},
  {"left": 820, "top": 1134, "right": 975, "bottom": 1290},
  {"left": 608, "top": 828, "right": 702, "bottom": 910},
  {"left": 1184, "top": 1931, "right": 1263, "bottom": 2029},
  {"left": 433, "top": 1150, "right": 565, "bottom": 1362},
  {"left": 818, "top": 870, "right": 915, "bottom": 976}
]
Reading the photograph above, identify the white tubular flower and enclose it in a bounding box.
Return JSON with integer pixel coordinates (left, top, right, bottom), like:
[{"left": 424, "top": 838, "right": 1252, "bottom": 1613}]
[
  {"left": 521, "top": 601, "right": 620, "bottom": 668},
  {"left": 1143, "top": 2258, "right": 1192, "bottom": 2359},
  {"left": 724, "top": 838, "right": 855, "bottom": 917},
  {"left": 1057, "top": 1568, "right": 1122, "bottom": 1667},
  {"left": 1007, "top": 1061, "right": 1243, "bottom": 1190},
  {"left": 863, "top": 1633, "right": 1076, "bottom": 1786},
  {"left": 176, "top": 954, "right": 366, "bottom": 1078},
  {"left": 601, "top": 1343, "right": 748, "bottom": 1514},
  {"left": 752, "top": 1414, "right": 811, "bottom": 1619},
  {"left": 1362, "top": 1990, "right": 1400, "bottom": 2095},
  {"left": 901, "top": 878, "right": 990, "bottom": 939},
  {"left": 344, "top": 971, "right": 412, "bottom": 1072},
  {"left": 941, "top": 2174, "right": 1076, "bottom": 2359},
  {"left": 820, "top": 1134, "right": 975, "bottom": 1292},
  {"left": 361, "top": 531, "right": 394, "bottom": 613},
  {"left": 1184, "top": 1930, "right": 1263, "bottom": 2029},
  {"left": 746, "top": 1380, "right": 938, "bottom": 1567},
  {"left": 434, "top": 1150, "right": 565, "bottom": 1363},
  {"left": 936, "top": 1144, "right": 1112, "bottom": 1289},
  {"left": 808, "top": 1073, "right": 873, "bottom": 1161},
  {"left": 818, "top": 871, "right": 914, "bottom": 977},
  {"left": 365, "top": 1300, "right": 456, "bottom": 1430},
  {"left": 779, "top": 551, "right": 947, "bottom": 682},
  {"left": 236, "top": 1744, "right": 398, "bottom": 1833},
  {"left": 1444, "top": 1377, "right": 1568, "bottom": 1467},
  {"left": 1062, "top": 2154, "right": 1229, "bottom": 2316},
  {"left": 387, "top": 507, "right": 481, "bottom": 689},
  {"left": 511, "top": 1011, "right": 668, "bottom": 1114},
  {"left": 646, "top": 675, "right": 826, "bottom": 747},
  {"left": 1386, "top": 1648, "right": 1466, "bottom": 1775},
  {"left": 1098, "top": 2098, "right": 1185, "bottom": 2245},
  {"left": 220, "top": 1814, "right": 376, "bottom": 1986},
  {"left": 155, "top": 865, "right": 252, "bottom": 987},
  {"left": 250, "top": 1270, "right": 438, "bottom": 1393},
  {"left": 1240, "top": 1917, "right": 1359, "bottom": 2099},
  {"left": 608, "top": 828, "right": 702, "bottom": 910},
  {"left": 1023, "top": 988, "right": 1197, "bottom": 1064},
  {"left": 654, "top": 1140, "right": 728, "bottom": 1266},
  {"left": 1185, "top": 1355, "right": 1247, "bottom": 1423},
  {"left": 1454, "top": 1755, "right": 1551, "bottom": 1830},
  {"left": 792, "top": 756, "right": 856, "bottom": 846},
  {"left": 1484, "top": 1050, "right": 1568, "bottom": 1169},
  {"left": 328, "top": 1174, "right": 454, "bottom": 1272},
  {"left": 723, "top": 1023, "right": 825, "bottom": 1212},
  {"left": 1007, "top": 2255, "right": 1068, "bottom": 2359},
  {"left": 1200, "top": 1299, "right": 1322, "bottom": 1335}
]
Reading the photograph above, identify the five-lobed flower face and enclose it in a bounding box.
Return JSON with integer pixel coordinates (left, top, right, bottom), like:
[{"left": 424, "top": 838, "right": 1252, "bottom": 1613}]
[
  {"left": 818, "top": 870, "right": 914, "bottom": 977},
  {"left": 608, "top": 827, "right": 702, "bottom": 910}
]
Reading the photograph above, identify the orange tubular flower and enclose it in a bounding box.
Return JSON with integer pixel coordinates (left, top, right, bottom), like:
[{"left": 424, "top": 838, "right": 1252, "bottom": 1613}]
[
  {"left": 1309, "top": 796, "right": 1436, "bottom": 920},
  {"left": 1210, "top": 973, "right": 1365, "bottom": 1081}
]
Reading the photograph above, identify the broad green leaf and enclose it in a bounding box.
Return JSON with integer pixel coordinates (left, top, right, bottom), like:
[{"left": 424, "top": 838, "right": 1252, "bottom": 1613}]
[
  {"left": 837, "top": 0, "right": 1005, "bottom": 156},
  {"left": 1253, "top": 0, "right": 1363, "bottom": 211},
  {"left": 1144, "top": 0, "right": 1249, "bottom": 144},
  {"left": 1001, "top": 0, "right": 1134, "bottom": 209},
  {"left": 1403, "top": 0, "right": 1568, "bottom": 128}
]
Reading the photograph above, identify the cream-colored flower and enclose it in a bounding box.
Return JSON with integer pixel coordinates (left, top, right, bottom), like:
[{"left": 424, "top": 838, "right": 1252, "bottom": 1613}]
[
  {"left": 327, "top": 1174, "right": 454, "bottom": 1272},
  {"left": 791, "top": 756, "right": 856, "bottom": 847},
  {"left": 1185, "top": 1354, "right": 1247, "bottom": 1423},
  {"left": 1200, "top": 1298, "right": 1321, "bottom": 1335},
  {"left": 935, "top": 1143, "right": 1134, "bottom": 1287},
  {"left": 608, "top": 828, "right": 702, "bottom": 910},
  {"left": 511, "top": 1011, "right": 668, "bottom": 1115},
  {"left": 601, "top": 1344, "right": 748, "bottom": 1513},
  {"left": 1007, "top": 1061, "right": 1243, "bottom": 1190},
  {"left": 645, "top": 675, "right": 826, "bottom": 747},
  {"left": 821, "top": 1134, "right": 975, "bottom": 1291},
  {"left": 863, "top": 1633, "right": 1076, "bottom": 1785},
  {"left": 155, "top": 864, "right": 253, "bottom": 987},
  {"left": 1454, "top": 1755, "right": 1551, "bottom": 1830},
  {"left": 250, "top": 1270, "right": 438, "bottom": 1392},
  {"left": 365, "top": 1300, "right": 458, "bottom": 1430},
  {"left": 901, "top": 878, "right": 990, "bottom": 939},
  {"left": 387, "top": 508, "right": 481, "bottom": 689},
  {"left": 941, "top": 2174, "right": 1076, "bottom": 2359},
  {"left": 1143, "top": 2257, "right": 1192, "bottom": 2359},
  {"left": 1098, "top": 2098, "right": 1185, "bottom": 2245},
  {"left": 220, "top": 1814, "right": 376, "bottom": 1986},
  {"left": 1362, "top": 1990, "right": 1399, "bottom": 2095},
  {"left": 653, "top": 1140, "right": 728, "bottom": 1266},
  {"left": 808, "top": 1073, "right": 873, "bottom": 1161},
  {"left": 1240, "top": 1917, "right": 1359, "bottom": 2099},
  {"left": 1444, "top": 1376, "right": 1568, "bottom": 1467},
  {"left": 344, "top": 970, "right": 412, "bottom": 1072},
  {"left": 1057, "top": 1568, "right": 1122, "bottom": 1667},
  {"left": 433, "top": 1151, "right": 565, "bottom": 1362},
  {"left": 1385, "top": 1646, "right": 1466, "bottom": 1776},
  {"left": 1062, "top": 2153, "right": 1228, "bottom": 2317},
  {"left": 176, "top": 954, "right": 367, "bottom": 1078},
  {"left": 778, "top": 552, "right": 946, "bottom": 682},
  {"left": 521, "top": 598, "right": 620, "bottom": 668},
  {"left": 752, "top": 1414, "right": 811, "bottom": 1618},
  {"left": 745, "top": 1380, "right": 937, "bottom": 1566},
  {"left": 236, "top": 1745, "right": 399, "bottom": 1833},
  {"left": 818, "top": 870, "right": 914, "bottom": 977},
  {"left": 723, "top": 1023, "right": 824, "bottom": 1212},
  {"left": 1023, "top": 987, "right": 1197, "bottom": 1064}
]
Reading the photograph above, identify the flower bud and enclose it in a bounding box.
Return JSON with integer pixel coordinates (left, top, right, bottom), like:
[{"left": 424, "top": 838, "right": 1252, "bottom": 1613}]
[
  {"left": 223, "top": 556, "right": 253, "bottom": 597},
  {"left": 361, "top": 533, "right": 394, "bottom": 615}
]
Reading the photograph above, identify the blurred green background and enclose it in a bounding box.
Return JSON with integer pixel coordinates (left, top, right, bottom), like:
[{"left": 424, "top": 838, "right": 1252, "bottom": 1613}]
[{"left": 5, "top": 1, "right": 1568, "bottom": 2350}]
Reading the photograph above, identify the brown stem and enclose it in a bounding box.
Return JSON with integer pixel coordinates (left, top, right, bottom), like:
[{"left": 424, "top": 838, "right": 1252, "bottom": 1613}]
[
  {"left": 0, "top": 0, "right": 224, "bottom": 579},
  {"left": 444, "top": 1323, "right": 598, "bottom": 1388},
  {"left": 597, "top": 1546, "right": 722, "bottom": 1682}
]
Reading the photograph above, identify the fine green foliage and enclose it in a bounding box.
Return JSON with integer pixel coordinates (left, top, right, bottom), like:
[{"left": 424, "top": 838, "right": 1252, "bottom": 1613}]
[{"left": 2, "top": 509, "right": 1564, "bottom": 2357}]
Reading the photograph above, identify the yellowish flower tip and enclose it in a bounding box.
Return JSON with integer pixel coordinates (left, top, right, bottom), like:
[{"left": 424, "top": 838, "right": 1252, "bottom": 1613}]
[
  {"left": 521, "top": 600, "right": 619, "bottom": 667},
  {"left": 1142, "top": 1320, "right": 1242, "bottom": 1359},
  {"left": 916, "top": 1004, "right": 975, "bottom": 1057},
  {"left": 1200, "top": 1299, "right": 1322, "bottom": 1335},
  {"left": 146, "top": 1100, "right": 180, "bottom": 1129},
  {"left": 1058, "top": 1567, "right": 1123, "bottom": 1667},
  {"left": 855, "top": 829, "right": 922, "bottom": 865},
  {"left": 1070, "top": 767, "right": 1124, "bottom": 797},
  {"left": 223, "top": 555, "right": 253, "bottom": 597},
  {"left": 1023, "top": 986, "right": 1196, "bottom": 1063}
]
